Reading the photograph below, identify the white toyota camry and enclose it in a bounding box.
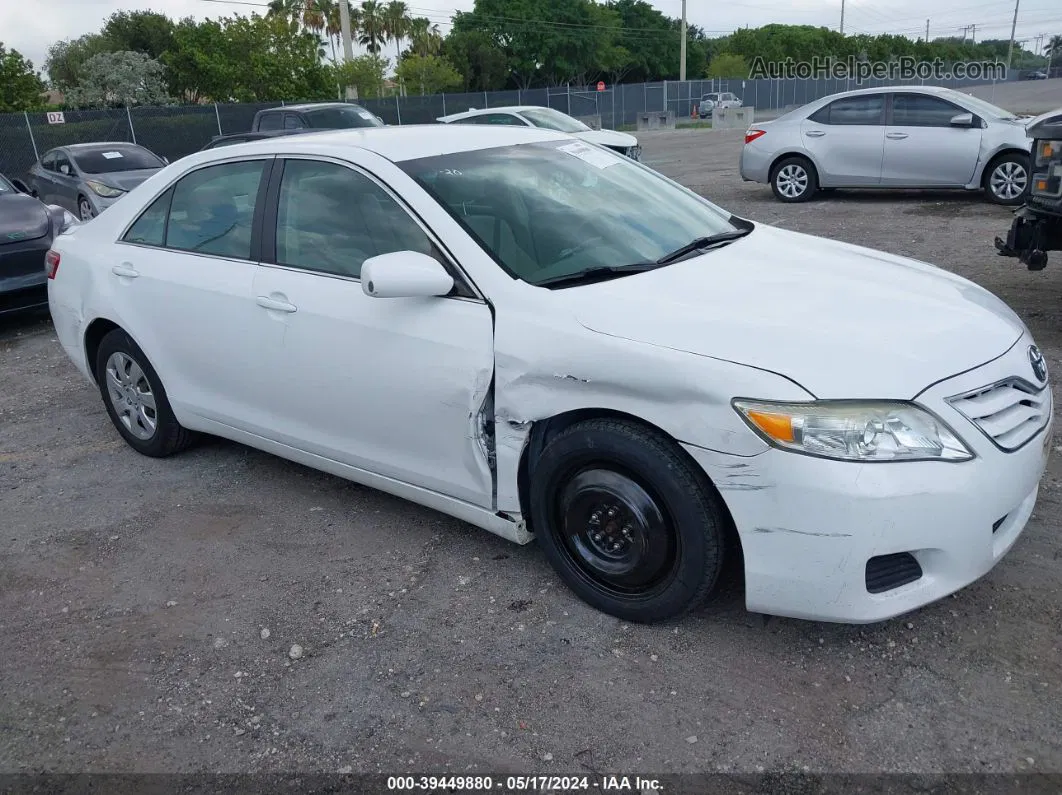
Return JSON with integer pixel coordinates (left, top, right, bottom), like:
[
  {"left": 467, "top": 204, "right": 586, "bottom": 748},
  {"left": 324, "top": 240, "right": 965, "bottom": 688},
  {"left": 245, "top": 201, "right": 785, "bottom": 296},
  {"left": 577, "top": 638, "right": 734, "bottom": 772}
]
[{"left": 45, "top": 125, "right": 1053, "bottom": 625}]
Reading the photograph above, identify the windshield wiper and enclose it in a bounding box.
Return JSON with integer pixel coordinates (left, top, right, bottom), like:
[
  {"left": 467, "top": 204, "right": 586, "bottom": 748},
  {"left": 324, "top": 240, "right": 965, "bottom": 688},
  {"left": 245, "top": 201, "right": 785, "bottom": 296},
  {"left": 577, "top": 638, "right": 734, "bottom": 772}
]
[
  {"left": 655, "top": 228, "right": 752, "bottom": 265},
  {"left": 535, "top": 263, "right": 660, "bottom": 288}
]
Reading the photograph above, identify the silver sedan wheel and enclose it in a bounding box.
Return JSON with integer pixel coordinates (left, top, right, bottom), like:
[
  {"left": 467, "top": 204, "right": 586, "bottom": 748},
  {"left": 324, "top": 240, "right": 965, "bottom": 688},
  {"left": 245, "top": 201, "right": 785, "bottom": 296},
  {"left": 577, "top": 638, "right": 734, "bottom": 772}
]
[
  {"left": 105, "top": 352, "right": 158, "bottom": 441},
  {"left": 776, "top": 164, "right": 809, "bottom": 199},
  {"left": 989, "top": 161, "right": 1027, "bottom": 201},
  {"left": 78, "top": 198, "right": 94, "bottom": 221}
]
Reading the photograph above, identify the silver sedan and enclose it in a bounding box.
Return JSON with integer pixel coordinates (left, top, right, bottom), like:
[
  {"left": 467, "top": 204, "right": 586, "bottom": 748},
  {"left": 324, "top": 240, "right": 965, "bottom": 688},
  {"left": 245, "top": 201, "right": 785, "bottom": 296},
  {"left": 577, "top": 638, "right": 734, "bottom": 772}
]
[{"left": 739, "top": 86, "right": 1033, "bottom": 204}]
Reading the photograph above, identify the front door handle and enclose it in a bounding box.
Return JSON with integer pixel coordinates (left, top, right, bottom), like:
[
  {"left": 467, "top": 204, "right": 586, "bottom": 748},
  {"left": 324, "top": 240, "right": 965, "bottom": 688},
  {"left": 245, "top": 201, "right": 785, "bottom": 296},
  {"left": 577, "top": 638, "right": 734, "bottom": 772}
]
[
  {"left": 886, "top": 132, "right": 909, "bottom": 140},
  {"left": 256, "top": 295, "right": 297, "bottom": 313},
  {"left": 111, "top": 264, "right": 139, "bottom": 278},
  {"left": 805, "top": 130, "right": 826, "bottom": 137}
]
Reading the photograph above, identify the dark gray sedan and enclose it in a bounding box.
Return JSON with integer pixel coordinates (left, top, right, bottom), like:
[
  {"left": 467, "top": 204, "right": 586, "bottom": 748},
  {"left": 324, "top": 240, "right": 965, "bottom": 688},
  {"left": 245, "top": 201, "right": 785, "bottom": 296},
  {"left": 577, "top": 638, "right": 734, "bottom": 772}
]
[{"left": 26, "top": 142, "right": 167, "bottom": 221}]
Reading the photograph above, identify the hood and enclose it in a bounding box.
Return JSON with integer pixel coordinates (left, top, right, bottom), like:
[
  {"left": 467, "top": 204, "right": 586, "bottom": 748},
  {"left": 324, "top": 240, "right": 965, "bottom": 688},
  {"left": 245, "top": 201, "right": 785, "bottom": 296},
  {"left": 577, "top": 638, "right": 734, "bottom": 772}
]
[
  {"left": 0, "top": 192, "right": 50, "bottom": 242},
  {"left": 566, "top": 224, "right": 1025, "bottom": 399},
  {"left": 575, "top": 129, "right": 638, "bottom": 149},
  {"left": 87, "top": 168, "right": 161, "bottom": 192}
]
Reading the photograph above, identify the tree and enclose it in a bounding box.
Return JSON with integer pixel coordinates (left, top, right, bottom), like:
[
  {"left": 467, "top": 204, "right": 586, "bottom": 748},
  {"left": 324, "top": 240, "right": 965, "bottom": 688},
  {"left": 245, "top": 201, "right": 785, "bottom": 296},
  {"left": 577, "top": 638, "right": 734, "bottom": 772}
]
[
  {"left": 441, "top": 28, "right": 512, "bottom": 91},
  {"left": 44, "top": 34, "right": 111, "bottom": 91},
  {"left": 706, "top": 53, "right": 747, "bottom": 79},
  {"left": 0, "top": 43, "right": 46, "bottom": 112},
  {"left": 331, "top": 53, "right": 389, "bottom": 97},
  {"left": 359, "top": 0, "right": 387, "bottom": 54},
  {"left": 408, "top": 17, "right": 443, "bottom": 57},
  {"left": 384, "top": 1, "right": 411, "bottom": 65},
  {"left": 1047, "top": 35, "right": 1062, "bottom": 61},
  {"left": 101, "top": 11, "right": 177, "bottom": 61},
  {"left": 396, "top": 54, "right": 462, "bottom": 94},
  {"left": 64, "top": 50, "right": 170, "bottom": 108}
]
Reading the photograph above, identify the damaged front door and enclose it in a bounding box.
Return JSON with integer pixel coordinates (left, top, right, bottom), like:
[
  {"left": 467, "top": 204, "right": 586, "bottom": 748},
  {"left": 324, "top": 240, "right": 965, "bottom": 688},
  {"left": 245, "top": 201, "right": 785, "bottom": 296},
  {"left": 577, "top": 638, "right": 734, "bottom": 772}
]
[{"left": 250, "top": 156, "right": 497, "bottom": 509}]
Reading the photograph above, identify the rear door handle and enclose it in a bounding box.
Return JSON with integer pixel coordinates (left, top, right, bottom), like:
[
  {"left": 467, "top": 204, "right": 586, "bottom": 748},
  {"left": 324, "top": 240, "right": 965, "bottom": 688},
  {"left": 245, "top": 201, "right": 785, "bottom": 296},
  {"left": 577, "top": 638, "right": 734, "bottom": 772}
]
[
  {"left": 256, "top": 296, "right": 297, "bottom": 313},
  {"left": 805, "top": 130, "right": 826, "bottom": 137},
  {"left": 111, "top": 264, "right": 139, "bottom": 278},
  {"left": 886, "top": 132, "right": 909, "bottom": 139}
]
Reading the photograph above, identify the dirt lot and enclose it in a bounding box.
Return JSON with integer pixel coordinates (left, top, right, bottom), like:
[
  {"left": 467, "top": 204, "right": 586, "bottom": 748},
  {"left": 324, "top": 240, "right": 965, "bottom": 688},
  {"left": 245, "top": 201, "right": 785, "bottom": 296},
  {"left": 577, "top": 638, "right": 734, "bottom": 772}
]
[{"left": 2, "top": 129, "right": 1061, "bottom": 786}]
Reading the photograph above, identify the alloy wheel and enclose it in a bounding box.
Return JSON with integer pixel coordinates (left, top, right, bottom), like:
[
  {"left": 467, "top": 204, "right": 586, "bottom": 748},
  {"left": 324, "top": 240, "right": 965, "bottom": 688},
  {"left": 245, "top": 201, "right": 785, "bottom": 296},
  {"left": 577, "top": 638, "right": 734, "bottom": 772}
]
[
  {"left": 104, "top": 352, "right": 158, "bottom": 441},
  {"left": 989, "top": 161, "right": 1028, "bottom": 201},
  {"left": 79, "top": 199, "right": 94, "bottom": 221},
  {"left": 775, "top": 164, "right": 808, "bottom": 199}
]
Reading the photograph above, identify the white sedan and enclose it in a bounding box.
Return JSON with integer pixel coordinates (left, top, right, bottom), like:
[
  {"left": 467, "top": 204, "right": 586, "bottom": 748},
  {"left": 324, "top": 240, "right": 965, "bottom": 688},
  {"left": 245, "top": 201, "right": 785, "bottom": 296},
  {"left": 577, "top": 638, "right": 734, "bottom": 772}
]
[
  {"left": 437, "top": 105, "right": 642, "bottom": 161},
  {"left": 45, "top": 125, "right": 1052, "bottom": 624}
]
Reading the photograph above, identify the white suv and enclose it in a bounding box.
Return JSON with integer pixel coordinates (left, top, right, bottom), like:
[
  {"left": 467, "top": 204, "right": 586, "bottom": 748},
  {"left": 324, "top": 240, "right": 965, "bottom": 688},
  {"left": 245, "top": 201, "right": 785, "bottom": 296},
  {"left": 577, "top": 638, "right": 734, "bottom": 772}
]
[{"left": 699, "top": 92, "right": 741, "bottom": 118}]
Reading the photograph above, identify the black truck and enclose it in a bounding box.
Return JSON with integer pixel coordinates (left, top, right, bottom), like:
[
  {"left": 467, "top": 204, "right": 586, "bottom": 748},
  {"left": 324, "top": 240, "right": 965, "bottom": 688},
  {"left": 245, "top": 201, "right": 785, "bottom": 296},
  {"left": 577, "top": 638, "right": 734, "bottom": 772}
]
[
  {"left": 250, "top": 102, "right": 386, "bottom": 133},
  {"left": 995, "top": 107, "right": 1062, "bottom": 270}
]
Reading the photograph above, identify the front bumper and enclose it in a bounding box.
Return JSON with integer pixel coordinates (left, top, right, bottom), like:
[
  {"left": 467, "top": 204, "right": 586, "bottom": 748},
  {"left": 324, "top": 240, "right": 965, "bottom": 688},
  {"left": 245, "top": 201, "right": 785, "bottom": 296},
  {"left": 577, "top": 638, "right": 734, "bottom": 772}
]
[{"left": 685, "top": 335, "right": 1053, "bottom": 623}]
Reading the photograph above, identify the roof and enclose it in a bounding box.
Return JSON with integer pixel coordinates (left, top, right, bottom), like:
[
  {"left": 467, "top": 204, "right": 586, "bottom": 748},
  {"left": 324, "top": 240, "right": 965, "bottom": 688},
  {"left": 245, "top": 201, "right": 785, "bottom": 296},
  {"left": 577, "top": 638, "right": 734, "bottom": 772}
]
[
  {"left": 437, "top": 106, "right": 551, "bottom": 122},
  {"left": 189, "top": 122, "right": 573, "bottom": 164},
  {"left": 62, "top": 141, "right": 149, "bottom": 151},
  {"left": 258, "top": 102, "right": 360, "bottom": 113}
]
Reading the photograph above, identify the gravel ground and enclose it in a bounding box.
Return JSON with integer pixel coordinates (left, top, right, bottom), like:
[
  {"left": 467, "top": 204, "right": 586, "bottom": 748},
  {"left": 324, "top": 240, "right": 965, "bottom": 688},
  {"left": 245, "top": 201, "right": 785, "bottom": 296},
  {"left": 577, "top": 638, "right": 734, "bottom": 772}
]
[{"left": 1, "top": 128, "right": 1061, "bottom": 786}]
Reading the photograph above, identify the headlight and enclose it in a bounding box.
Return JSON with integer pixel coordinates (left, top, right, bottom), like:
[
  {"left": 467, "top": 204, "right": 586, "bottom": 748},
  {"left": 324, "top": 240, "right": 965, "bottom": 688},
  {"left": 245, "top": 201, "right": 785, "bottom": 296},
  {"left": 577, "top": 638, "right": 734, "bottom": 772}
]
[
  {"left": 86, "top": 180, "right": 124, "bottom": 198},
  {"left": 732, "top": 399, "right": 974, "bottom": 462}
]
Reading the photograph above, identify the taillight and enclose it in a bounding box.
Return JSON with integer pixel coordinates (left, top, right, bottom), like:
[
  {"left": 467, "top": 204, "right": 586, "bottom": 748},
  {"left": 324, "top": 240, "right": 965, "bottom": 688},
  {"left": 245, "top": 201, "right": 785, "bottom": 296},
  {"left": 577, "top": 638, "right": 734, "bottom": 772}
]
[
  {"left": 745, "top": 129, "right": 766, "bottom": 144},
  {"left": 45, "top": 250, "right": 60, "bottom": 279}
]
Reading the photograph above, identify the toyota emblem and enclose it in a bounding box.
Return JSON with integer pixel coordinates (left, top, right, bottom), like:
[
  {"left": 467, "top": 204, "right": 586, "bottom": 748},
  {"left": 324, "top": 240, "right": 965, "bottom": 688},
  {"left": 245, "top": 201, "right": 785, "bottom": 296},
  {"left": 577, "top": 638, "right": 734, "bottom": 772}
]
[{"left": 1029, "top": 345, "right": 1048, "bottom": 383}]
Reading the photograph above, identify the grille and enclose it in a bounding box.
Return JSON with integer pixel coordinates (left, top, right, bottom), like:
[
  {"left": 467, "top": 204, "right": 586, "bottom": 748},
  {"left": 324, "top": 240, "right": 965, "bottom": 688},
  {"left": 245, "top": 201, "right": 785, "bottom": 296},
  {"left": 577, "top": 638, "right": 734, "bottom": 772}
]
[
  {"left": 865, "top": 553, "right": 923, "bottom": 594},
  {"left": 947, "top": 378, "right": 1051, "bottom": 452}
]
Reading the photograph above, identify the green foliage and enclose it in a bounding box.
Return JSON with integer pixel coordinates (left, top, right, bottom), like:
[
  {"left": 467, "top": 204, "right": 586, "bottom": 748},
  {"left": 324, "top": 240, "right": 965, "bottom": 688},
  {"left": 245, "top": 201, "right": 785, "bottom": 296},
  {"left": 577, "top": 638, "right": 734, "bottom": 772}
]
[
  {"left": 0, "top": 43, "right": 46, "bottom": 112},
  {"left": 706, "top": 53, "right": 747, "bottom": 79},
  {"left": 396, "top": 54, "right": 462, "bottom": 95},
  {"left": 441, "top": 28, "right": 510, "bottom": 91},
  {"left": 64, "top": 51, "right": 170, "bottom": 109},
  {"left": 44, "top": 34, "right": 111, "bottom": 92},
  {"left": 101, "top": 11, "right": 177, "bottom": 61},
  {"left": 331, "top": 54, "right": 390, "bottom": 98}
]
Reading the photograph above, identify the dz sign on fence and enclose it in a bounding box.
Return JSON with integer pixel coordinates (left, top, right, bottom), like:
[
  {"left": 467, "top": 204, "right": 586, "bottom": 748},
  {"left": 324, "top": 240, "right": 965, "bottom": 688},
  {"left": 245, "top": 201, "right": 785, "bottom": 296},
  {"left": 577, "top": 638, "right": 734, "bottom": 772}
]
[{"left": 46, "top": 112, "right": 66, "bottom": 124}]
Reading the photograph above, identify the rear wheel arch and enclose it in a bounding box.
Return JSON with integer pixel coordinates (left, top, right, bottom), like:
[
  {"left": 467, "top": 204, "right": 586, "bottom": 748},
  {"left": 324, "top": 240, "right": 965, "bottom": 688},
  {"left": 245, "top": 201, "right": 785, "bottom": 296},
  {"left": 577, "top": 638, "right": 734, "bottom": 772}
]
[{"left": 84, "top": 318, "right": 123, "bottom": 385}]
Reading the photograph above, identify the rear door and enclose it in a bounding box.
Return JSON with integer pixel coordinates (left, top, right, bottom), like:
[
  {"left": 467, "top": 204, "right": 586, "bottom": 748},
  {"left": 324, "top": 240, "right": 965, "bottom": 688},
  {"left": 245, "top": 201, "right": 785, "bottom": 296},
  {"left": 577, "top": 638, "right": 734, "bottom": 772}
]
[
  {"left": 109, "top": 155, "right": 274, "bottom": 426},
  {"left": 800, "top": 93, "right": 886, "bottom": 186},
  {"left": 880, "top": 92, "right": 983, "bottom": 186}
]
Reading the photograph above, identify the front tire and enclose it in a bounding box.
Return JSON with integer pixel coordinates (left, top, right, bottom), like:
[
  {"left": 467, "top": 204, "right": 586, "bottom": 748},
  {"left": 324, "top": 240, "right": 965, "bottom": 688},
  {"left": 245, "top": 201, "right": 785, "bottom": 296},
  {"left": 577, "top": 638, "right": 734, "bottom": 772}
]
[
  {"left": 770, "top": 156, "right": 818, "bottom": 202},
  {"left": 78, "top": 195, "right": 95, "bottom": 221},
  {"left": 94, "top": 329, "right": 197, "bottom": 457},
  {"left": 984, "top": 152, "right": 1030, "bottom": 205},
  {"left": 529, "top": 419, "right": 727, "bottom": 623}
]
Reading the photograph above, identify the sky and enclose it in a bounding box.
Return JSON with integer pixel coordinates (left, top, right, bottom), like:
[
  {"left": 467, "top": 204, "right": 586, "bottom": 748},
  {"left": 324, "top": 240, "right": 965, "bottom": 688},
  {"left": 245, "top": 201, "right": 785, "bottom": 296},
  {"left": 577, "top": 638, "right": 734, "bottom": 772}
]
[{"left": 5, "top": 0, "right": 1061, "bottom": 73}]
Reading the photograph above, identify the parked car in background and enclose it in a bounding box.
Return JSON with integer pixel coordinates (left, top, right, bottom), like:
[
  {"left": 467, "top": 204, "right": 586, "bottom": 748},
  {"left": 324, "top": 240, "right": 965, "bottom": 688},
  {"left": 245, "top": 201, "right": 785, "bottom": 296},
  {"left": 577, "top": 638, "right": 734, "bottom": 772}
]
[
  {"left": 0, "top": 171, "right": 77, "bottom": 315},
  {"left": 437, "top": 105, "right": 641, "bottom": 160},
  {"left": 26, "top": 142, "right": 168, "bottom": 221},
  {"left": 740, "top": 85, "right": 1034, "bottom": 204},
  {"left": 251, "top": 102, "right": 386, "bottom": 133},
  {"left": 199, "top": 129, "right": 318, "bottom": 151},
  {"left": 46, "top": 125, "right": 1050, "bottom": 625},
  {"left": 1024, "top": 70, "right": 1049, "bottom": 80},
  {"left": 699, "top": 92, "right": 742, "bottom": 118}
]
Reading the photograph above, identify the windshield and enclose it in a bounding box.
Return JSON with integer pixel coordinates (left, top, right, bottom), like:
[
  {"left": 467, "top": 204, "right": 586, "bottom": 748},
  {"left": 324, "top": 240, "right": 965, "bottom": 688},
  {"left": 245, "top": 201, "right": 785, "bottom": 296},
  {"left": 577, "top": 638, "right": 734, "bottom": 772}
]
[
  {"left": 518, "top": 107, "right": 591, "bottom": 133},
  {"left": 950, "top": 91, "right": 1017, "bottom": 119},
  {"left": 72, "top": 145, "right": 165, "bottom": 174},
  {"left": 399, "top": 140, "right": 741, "bottom": 285},
  {"left": 304, "top": 105, "right": 385, "bottom": 128}
]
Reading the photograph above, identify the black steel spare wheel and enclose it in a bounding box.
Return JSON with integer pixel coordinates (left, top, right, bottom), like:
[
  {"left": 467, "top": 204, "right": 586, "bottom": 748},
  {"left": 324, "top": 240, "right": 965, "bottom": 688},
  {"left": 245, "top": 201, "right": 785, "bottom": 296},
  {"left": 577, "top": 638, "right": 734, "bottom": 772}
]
[{"left": 530, "top": 418, "right": 726, "bottom": 623}]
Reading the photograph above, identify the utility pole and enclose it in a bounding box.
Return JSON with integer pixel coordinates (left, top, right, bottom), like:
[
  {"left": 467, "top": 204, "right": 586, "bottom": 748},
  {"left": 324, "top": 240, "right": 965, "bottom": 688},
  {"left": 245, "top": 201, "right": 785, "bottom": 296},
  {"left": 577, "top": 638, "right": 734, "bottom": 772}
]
[
  {"left": 925, "top": 19, "right": 930, "bottom": 41},
  {"left": 840, "top": 0, "right": 845, "bottom": 35},
  {"left": 970, "top": 23, "right": 976, "bottom": 43},
  {"left": 1006, "top": 0, "right": 1020, "bottom": 71},
  {"left": 339, "top": 0, "right": 357, "bottom": 99},
  {"left": 679, "top": 0, "right": 687, "bottom": 81}
]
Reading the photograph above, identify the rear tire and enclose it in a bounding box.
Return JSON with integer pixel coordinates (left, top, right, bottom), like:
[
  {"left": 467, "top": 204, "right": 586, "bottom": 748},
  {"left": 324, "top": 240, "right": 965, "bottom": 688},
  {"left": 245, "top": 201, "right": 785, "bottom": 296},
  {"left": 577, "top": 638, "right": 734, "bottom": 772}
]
[
  {"left": 770, "top": 156, "right": 818, "bottom": 202},
  {"left": 529, "top": 419, "right": 727, "bottom": 623},
  {"left": 94, "top": 329, "right": 197, "bottom": 457}
]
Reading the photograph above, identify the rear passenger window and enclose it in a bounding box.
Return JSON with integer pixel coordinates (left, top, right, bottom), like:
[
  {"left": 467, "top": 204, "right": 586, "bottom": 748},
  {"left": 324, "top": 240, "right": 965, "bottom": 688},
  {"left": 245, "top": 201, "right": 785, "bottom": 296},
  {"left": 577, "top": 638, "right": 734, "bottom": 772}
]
[
  {"left": 811, "top": 95, "right": 885, "bottom": 125},
  {"left": 274, "top": 159, "right": 435, "bottom": 279},
  {"left": 123, "top": 188, "right": 173, "bottom": 246},
  {"left": 165, "top": 160, "right": 265, "bottom": 259}
]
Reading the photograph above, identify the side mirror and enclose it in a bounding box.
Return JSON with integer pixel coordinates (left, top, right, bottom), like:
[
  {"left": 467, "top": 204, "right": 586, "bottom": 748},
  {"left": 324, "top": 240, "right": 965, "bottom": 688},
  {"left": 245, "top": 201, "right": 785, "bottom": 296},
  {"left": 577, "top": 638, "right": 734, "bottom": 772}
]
[
  {"left": 59, "top": 164, "right": 71, "bottom": 175},
  {"left": 950, "top": 112, "right": 975, "bottom": 127},
  {"left": 10, "top": 178, "right": 30, "bottom": 194},
  {"left": 361, "top": 251, "right": 454, "bottom": 298}
]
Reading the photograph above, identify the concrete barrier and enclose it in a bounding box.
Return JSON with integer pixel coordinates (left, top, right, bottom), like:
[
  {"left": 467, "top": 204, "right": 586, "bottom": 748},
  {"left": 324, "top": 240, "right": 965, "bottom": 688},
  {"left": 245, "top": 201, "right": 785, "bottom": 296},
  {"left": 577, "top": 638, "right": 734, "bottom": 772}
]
[
  {"left": 712, "top": 106, "right": 755, "bottom": 129},
  {"left": 636, "top": 111, "right": 676, "bottom": 131}
]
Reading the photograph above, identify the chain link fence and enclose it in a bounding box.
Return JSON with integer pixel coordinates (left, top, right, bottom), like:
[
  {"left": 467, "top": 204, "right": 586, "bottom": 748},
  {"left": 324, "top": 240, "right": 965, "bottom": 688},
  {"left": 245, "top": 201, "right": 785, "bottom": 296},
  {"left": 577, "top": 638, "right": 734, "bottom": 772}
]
[{"left": 0, "top": 74, "right": 1017, "bottom": 180}]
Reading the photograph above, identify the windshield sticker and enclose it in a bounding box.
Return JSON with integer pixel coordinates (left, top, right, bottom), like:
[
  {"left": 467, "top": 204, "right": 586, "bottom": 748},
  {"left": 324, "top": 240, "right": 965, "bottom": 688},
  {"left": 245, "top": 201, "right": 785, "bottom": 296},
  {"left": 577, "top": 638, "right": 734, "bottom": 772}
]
[
  {"left": 101, "top": 151, "right": 124, "bottom": 159},
  {"left": 557, "top": 141, "right": 619, "bottom": 169}
]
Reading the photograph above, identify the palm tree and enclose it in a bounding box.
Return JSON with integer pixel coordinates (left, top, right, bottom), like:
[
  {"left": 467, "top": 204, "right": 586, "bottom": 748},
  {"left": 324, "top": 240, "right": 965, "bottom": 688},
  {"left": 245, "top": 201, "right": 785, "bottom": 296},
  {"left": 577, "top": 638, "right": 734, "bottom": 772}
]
[
  {"left": 266, "top": 0, "right": 303, "bottom": 30},
  {"left": 1046, "top": 35, "right": 1062, "bottom": 64},
  {"left": 359, "top": 0, "right": 387, "bottom": 54},
  {"left": 407, "top": 17, "right": 442, "bottom": 58},
  {"left": 383, "top": 1, "right": 411, "bottom": 67}
]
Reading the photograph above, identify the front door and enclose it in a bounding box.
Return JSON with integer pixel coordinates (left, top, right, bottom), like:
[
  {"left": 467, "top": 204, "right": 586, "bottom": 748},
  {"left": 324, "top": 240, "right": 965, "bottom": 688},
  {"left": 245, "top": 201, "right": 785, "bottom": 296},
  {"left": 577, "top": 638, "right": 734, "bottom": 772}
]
[
  {"left": 801, "top": 93, "right": 887, "bottom": 185},
  {"left": 250, "top": 156, "right": 497, "bottom": 507},
  {"left": 880, "top": 92, "right": 983, "bottom": 186}
]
